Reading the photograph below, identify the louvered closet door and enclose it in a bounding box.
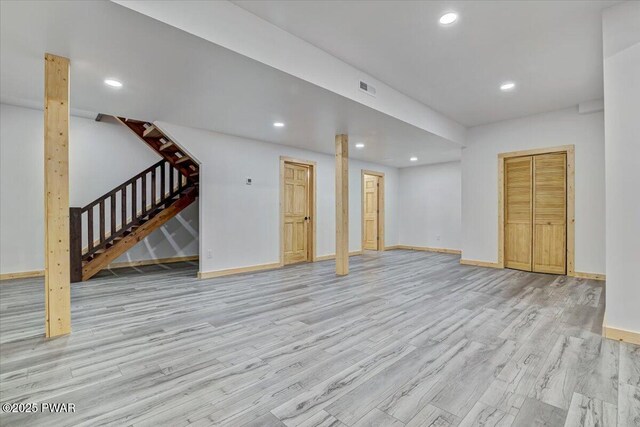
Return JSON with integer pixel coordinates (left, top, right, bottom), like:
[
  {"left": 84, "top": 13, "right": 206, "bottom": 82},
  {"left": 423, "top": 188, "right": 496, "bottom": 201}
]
[
  {"left": 533, "top": 153, "right": 567, "bottom": 274},
  {"left": 504, "top": 156, "right": 533, "bottom": 271}
]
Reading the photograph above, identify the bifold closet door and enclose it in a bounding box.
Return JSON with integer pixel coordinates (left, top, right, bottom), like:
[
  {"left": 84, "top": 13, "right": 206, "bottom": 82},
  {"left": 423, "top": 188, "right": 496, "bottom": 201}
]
[
  {"left": 533, "top": 153, "right": 567, "bottom": 274},
  {"left": 504, "top": 156, "right": 533, "bottom": 271}
]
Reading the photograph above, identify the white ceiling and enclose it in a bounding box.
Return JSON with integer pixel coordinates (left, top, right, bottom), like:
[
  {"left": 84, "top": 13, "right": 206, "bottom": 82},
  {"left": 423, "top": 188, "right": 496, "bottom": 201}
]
[
  {"left": 0, "top": 1, "right": 462, "bottom": 168},
  {"left": 233, "top": 0, "right": 618, "bottom": 126}
]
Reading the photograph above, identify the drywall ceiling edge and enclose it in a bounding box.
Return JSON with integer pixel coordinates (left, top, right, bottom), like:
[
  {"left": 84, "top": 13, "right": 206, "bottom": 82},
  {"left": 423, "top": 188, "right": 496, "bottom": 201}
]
[{"left": 112, "top": 0, "right": 467, "bottom": 146}]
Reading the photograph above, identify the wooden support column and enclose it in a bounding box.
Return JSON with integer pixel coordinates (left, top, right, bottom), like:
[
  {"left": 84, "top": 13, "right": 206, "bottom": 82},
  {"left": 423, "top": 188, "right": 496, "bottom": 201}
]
[
  {"left": 44, "top": 53, "right": 71, "bottom": 337},
  {"left": 335, "top": 134, "right": 349, "bottom": 275}
]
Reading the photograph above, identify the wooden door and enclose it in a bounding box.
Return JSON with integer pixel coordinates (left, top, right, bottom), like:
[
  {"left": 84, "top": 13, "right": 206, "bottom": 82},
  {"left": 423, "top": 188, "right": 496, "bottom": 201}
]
[
  {"left": 283, "top": 163, "right": 310, "bottom": 264},
  {"left": 504, "top": 156, "right": 533, "bottom": 271},
  {"left": 533, "top": 153, "right": 566, "bottom": 274},
  {"left": 363, "top": 174, "right": 379, "bottom": 250}
]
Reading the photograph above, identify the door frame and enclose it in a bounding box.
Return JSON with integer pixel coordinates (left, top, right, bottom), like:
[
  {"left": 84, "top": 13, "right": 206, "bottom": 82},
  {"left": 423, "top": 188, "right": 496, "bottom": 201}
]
[
  {"left": 361, "top": 170, "right": 385, "bottom": 251},
  {"left": 497, "top": 145, "right": 575, "bottom": 276},
  {"left": 280, "top": 156, "right": 317, "bottom": 266}
]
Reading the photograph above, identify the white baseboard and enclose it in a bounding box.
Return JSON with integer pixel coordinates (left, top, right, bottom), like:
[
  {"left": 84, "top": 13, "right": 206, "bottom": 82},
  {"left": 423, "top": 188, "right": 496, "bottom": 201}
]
[
  {"left": 388, "top": 245, "right": 461, "bottom": 255},
  {"left": 315, "top": 251, "right": 363, "bottom": 261},
  {"left": 0, "top": 270, "right": 45, "bottom": 281},
  {"left": 198, "top": 262, "right": 282, "bottom": 279},
  {"left": 603, "top": 325, "right": 640, "bottom": 345}
]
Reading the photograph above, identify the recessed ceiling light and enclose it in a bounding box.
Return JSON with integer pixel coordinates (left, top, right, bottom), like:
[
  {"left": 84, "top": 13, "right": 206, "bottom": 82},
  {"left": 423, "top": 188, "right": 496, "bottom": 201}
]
[
  {"left": 355, "top": 143, "right": 365, "bottom": 148},
  {"left": 500, "top": 81, "right": 516, "bottom": 91},
  {"left": 439, "top": 12, "right": 458, "bottom": 25},
  {"left": 410, "top": 156, "right": 418, "bottom": 162},
  {"left": 104, "top": 79, "right": 122, "bottom": 88},
  {"left": 273, "top": 122, "right": 285, "bottom": 127}
]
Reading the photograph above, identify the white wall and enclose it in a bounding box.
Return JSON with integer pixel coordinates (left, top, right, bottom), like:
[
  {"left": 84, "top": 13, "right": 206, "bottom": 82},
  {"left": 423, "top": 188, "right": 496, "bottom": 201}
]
[
  {"left": 0, "top": 103, "right": 198, "bottom": 275},
  {"left": 156, "top": 121, "right": 399, "bottom": 274},
  {"left": 461, "top": 106, "right": 606, "bottom": 274},
  {"left": 603, "top": 1, "right": 640, "bottom": 334},
  {"left": 399, "top": 162, "right": 461, "bottom": 251}
]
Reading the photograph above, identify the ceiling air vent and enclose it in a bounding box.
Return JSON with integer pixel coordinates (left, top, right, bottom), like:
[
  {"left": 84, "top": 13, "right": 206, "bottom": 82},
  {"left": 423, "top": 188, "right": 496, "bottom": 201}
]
[{"left": 359, "top": 80, "right": 377, "bottom": 97}]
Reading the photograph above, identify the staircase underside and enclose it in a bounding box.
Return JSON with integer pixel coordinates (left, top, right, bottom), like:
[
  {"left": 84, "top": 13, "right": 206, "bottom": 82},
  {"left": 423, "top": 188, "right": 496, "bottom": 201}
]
[
  {"left": 81, "top": 187, "right": 197, "bottom": 281},
  {"left": 73, "top": 117, "right": 200, "bottom": 282}
]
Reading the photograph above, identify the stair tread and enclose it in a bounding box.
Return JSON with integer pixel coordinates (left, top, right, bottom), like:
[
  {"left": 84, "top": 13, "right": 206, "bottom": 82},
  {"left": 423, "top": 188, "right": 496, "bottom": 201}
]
[
  {"left": 175, "top": 156, "right": 191, "bottom": 164},
  {"left": 143, "top": 125, "right": 162, "bottom": 138},
  {"left": 159, "top": 141, "right": 174, "bottom": 151}
]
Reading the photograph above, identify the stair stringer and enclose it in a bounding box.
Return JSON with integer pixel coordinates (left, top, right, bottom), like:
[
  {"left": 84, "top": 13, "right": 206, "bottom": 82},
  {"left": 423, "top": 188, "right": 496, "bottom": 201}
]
[{"left": 81, "top": 188, "right": 197, "bottom": 281}]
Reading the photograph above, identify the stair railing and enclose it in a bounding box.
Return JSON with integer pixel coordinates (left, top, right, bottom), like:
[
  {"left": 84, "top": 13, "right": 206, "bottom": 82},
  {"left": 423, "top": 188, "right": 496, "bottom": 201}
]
[{"left": 69, "top": 159, "right": 189, "bottom": 281}]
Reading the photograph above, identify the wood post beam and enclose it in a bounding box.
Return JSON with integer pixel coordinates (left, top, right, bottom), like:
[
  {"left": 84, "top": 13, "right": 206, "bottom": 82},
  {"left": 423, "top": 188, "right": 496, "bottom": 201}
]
[
  {"left": 44, "top": 53, "right": 71, "bottom": 337},
  {"left": 335, "top": 134, "right": 349, "bottom": 275}
]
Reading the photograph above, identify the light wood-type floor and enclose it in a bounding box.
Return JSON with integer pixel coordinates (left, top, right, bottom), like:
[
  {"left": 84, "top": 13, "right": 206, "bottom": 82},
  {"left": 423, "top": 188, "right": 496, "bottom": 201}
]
[{"left": 1, "top": 251, "right": 639, "bottom": 426}]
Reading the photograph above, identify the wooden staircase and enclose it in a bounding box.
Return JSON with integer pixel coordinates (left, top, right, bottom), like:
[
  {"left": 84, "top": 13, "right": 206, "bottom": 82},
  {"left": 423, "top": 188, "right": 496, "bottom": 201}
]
[
  {"left": 70, "top": 119, "right": 199, "bottom": 282},
  {"left": 115, "top": 117, "right": 199, "bottom": 181}
]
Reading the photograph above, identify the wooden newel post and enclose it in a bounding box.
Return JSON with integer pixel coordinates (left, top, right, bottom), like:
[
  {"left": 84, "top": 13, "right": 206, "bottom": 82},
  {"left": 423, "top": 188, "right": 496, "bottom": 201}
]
[{"left": 69, "top": 208, "right": 82, "bottom": 283}]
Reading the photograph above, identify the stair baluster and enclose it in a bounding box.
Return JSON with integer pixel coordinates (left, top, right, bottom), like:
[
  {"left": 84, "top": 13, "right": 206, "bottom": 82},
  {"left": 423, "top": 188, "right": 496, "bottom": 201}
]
[
  {"left": 141, "top": 174, "right": 147, "bottom": 216},
  {"left": 69, "top": 159, "right": 197, "bottom": 281},
  {"left": 151, "top": 167, "right": 156, "bottom": 210},
  {"left": 121, "top": 185, "right": 127, "bottom": 230},
  {"left": 87, "top": 207, "right": 94, "bottom": 252},
  {"left": 160, "top": 162, "right": 166, "bottom": 201},
  {"left": 69, "top": 117, "right": 199, "bottom": 282}
]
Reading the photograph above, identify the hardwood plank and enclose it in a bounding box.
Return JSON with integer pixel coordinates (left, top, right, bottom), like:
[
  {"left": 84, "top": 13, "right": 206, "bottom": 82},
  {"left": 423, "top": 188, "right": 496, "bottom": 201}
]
[
  {"left": 618, "top": 383, "right": 640, "bottom": 427},
  {"left": 325, "top": 340, "right": 455, "bottom": 425},
  {"left": 298, "top": 410, "right": 345, "bottom": 427},
  {"left": 479, "top": 379, "right": 526, "bottom": 416},
  {"left": 272, "top": 340, "right": 416, "bottom": 426},
  {"left": 512, "top": 397, "right": 567, "bottom": 426},
  {"left": 243, "top": 412, "right": 287, "bottom": 427},
  {"left": 404, "top": 404, "right": 459, "bottom": 427},
  {"left": 0, "top": 250, "right": 622, "bottom": 427},
  {"left": 531, "top": 335, "right": 584, "bottom": 410},
  {"left": 457, "top": 401, "right": 514, "bottom": 427},
  {"left": 352, "top": 408, "right": 404, "bottom": 427},
  {"left": 378, "top": 339, "right": 484, "bottom": 423},
  {"left": 573, "top": 334, "right": 619, "bottom": 405},
  {"left": 564, "top": 392, "right": 617, "bottom": 427},
  {"left": 620, "top": 342, "right": 640, "bottom": 388}
]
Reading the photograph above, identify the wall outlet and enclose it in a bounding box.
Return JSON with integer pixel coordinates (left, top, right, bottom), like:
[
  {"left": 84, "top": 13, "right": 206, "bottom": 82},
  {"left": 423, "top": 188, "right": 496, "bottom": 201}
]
[
  {"left": 207, "top": 249, "right": 213, "bottom": 259},
  {"left": 436, "top": 235, "right": 441, "bottom": 241}
]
